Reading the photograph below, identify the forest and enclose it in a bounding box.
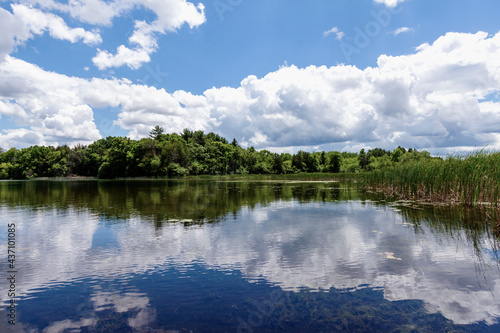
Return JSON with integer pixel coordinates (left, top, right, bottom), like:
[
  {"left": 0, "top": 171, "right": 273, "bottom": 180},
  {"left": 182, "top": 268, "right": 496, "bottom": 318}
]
[{"left": 0, "top": 126, "right": 434, "bottom": 179}]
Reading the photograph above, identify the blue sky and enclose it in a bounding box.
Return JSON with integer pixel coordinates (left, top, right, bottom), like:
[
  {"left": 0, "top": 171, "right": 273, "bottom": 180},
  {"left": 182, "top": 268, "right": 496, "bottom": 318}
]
[{"left": 1, "top": 0, "right": 500, "bottom": 153}]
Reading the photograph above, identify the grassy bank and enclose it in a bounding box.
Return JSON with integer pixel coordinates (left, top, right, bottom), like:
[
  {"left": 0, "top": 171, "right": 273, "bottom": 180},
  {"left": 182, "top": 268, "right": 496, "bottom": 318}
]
[
  {"left": 184, "top": 172, "right": 359, "bottom": 182},
  {"left": 20, "top": 172, "right": 360, "bottom": 182},
  {"left": 363, "top": 151, "right": 500, "bottom": 207}
]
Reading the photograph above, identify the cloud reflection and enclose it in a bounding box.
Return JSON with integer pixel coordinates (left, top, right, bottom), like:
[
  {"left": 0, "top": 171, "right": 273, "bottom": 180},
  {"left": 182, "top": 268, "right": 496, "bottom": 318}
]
[{"left": 1, "top": 200, "right": 499, "bottom": 326}]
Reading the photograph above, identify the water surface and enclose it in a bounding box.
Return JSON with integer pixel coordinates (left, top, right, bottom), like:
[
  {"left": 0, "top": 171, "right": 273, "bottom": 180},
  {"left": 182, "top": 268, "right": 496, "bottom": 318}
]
[{"left": 0, "top": 180, "right": 499, "bottom": 332}]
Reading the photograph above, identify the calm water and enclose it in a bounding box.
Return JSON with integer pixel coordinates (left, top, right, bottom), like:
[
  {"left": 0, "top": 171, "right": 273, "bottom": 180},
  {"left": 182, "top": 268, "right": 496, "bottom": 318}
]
[{"left": 1, "top": 180, "right": 499, "bottom": 332}]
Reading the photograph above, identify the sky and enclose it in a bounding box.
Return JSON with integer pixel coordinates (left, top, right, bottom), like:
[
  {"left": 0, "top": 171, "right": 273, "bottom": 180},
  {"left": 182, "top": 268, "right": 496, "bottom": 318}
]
[{"left": 0, "top": 0, "right": 500, "bottom": 153}]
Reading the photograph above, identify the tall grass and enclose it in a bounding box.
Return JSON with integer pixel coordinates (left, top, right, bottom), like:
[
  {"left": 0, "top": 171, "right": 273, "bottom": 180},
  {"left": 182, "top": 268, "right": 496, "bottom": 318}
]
[{"left": 363, "top": 151, "right": 500, "bottom": 207}]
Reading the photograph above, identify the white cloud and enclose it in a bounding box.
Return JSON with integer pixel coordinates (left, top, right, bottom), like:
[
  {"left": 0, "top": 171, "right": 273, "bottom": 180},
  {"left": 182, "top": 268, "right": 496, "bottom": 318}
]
[
  {"left": 3, "top": 1, "right": 206, "bottom": 70},
  {"left": 0, "top": 4, "right": 101, "bottom": 62},
  {"left": 175, "top": 31, "right": 499, "bottom": 150},
  {"left": 0, "top": 55, "right": 214, "bottom": 148},
  {"left": 25, "top": 0, "right": 206, "bottom": 28},
  {"left": 0, "top": 128, "right": 44, "bottom": 147},
  {"left": 2, "top": 31, "right": 500, "bottom": 151},
  {"left": 374, "top": 0, "right": 406, "bottom": 7},
  {"left": 12, "top": 4, "right": 102, "bottom": 46},
  {"left": 323, "top": 26, "right": 345, "bottom": 41},
  {"left": 392, "top": 26, "right": 412, "bottom": 36},
  {"left": 0, "top": 57, "right": 102, "bottom": 147},
  {"left": 91, "top": 0, "right": 206, "bottom": 70},
  {"left": 93, "top": 45, "right": 153, "bottom": 71},
  {"left": 0, "top": 7, "right": 26, "bottom": 61},
  {"left": 23, "top": 0, "right": 130, "bottom": 26}
]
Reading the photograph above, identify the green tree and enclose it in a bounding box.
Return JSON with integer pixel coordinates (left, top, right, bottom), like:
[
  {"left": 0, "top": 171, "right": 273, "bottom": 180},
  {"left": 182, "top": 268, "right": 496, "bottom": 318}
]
[
  {"left": 67, "top": 144, "right": 86, "bottom": 175},
  {"left": 226, "top": 144, "right": 241, "bottom": 174},
  {"left": 397, "top": 146, "right": 407, "bottom": 154},
  {"left": 282, "top": 160, "right": 294, "bottom": 174},
  {"left": 161, "top": 140, "right": 190, "bottom": 175},
  {"left": 341, "top": 156, "right": 361, "bottom": 173},
  {"left": 273, "top": 153, "right": 284, "bottom": 174},
  {"left": 181, "top": 128, "right": 193, "bottom": 143},
  {"left": 399, "top": 149, "right": 432, "bottom": 163},
  {"left": 368, "top": 155, "right": 393, "bottom": 170},
  {"left": 149, "top": 125, "right": 164, "bottom": 140},
  {"left": 391, "top": 148, "right": 404, "bottom": 163},
  {"left": 359, "top": 148, "right": 370, "bottom": 170},
  {"left": 303, "top": 152, "right": 319, "bottom": 172},
  {"left": 328, "top": 152, "right": 342, "bottom": 173},
  {"left": 0, "top": 162, "right": 13, "bottom": 179},
  {"left": 193, "top": 130, "right": 205, "bottom": 146},
  {"left": 320, "top": 151, "right": 327, "bottom": 166},
  {"left": 0, "top": 148, "right": 20, "bottom": 179},
  {"left": 98, "top": 137, "right": 133, "bottom": 178},
  {"left": 80, "top": 139, "right": 110, "bottom": 176},
  {"left": 0, "top": 129, "right": 436, "bottom": 179},
  {"left": 367, "top": 148, "right": 390, "bottom": 158},
  {"left": 251, "top": 150, "right": 274, "bottom": 174},
  {"left": 292, "top": 151, "right": 306, "bottom": 172}
]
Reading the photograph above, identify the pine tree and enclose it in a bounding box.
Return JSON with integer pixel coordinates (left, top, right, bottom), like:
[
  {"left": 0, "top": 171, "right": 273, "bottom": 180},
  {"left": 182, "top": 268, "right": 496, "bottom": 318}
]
[{"left": 149, "top": 126, "right": 164, "bottom": 140}]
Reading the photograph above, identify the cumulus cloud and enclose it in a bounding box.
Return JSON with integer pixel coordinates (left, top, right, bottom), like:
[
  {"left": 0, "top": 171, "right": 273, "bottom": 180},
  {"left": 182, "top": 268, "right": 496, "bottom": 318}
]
[
  {"left": 374, "top": 0, "right": 406, "bottom": 7},
  {"left": 0, "top": 7, "right": 25, "bottom": 61},
  {"left": 1, "top": 31, "right": 500, "bottom": 151},
  {"left": 92, "top": 45, "right": 153, "bottom": 71},
  {"left": 0, "top": 57, "right": 102, "bottom": 147},
  {"left": 0, "top": 4, "right": 101, "bottom": 62},
  {"left": 91, "top": 0, "right": 206, "bottom": 70},
  {"left": 176, "top": 31, "right": 499, "bottom": 150},
  {"left": 3, "top": 1, "right": 206, "bottom": 70},
  {"left": 25, "top": 0, "right": 130, "bottom": 26},
  {"left": 0, "top": 56, "right": 213, "bottom": 148},
  {"left": 12, "top": 4, "right": 102, "bottom": 45}
]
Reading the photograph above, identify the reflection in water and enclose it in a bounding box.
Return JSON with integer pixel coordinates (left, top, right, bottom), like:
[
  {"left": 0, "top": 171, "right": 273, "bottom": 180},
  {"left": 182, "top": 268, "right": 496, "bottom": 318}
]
[{"left": 0, "top": 180, "right": 499, "bottom": 332}]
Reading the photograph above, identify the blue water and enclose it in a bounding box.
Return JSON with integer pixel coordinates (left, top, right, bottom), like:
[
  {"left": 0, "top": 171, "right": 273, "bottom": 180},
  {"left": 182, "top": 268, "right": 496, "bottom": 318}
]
[{"left": 0, "top": 180, "right": 499, "bottom": 332}]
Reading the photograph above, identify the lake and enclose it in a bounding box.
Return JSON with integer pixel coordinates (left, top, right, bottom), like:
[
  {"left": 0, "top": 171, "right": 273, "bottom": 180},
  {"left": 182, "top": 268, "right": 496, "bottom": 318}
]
[{"left": 1, "top": 180, "right": 499, "bottom": 332}]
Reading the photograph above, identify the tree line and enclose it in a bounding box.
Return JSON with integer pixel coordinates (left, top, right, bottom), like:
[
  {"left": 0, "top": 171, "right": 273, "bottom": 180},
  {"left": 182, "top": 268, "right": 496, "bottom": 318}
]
[{"left": 0, "top": 126, "right": 435, "bottom": 179}]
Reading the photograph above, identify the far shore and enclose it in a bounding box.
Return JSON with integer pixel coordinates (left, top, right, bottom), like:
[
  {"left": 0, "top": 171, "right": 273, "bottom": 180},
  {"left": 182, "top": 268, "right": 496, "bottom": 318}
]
[{"left": 13, "top": 173, "right": 359, "bottom": 182}]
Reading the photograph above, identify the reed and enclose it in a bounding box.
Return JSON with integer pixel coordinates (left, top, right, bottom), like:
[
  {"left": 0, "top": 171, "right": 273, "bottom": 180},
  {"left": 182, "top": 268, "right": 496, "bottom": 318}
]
[{"left": 363, "top": 151, "right": 500, "bottom": 207}]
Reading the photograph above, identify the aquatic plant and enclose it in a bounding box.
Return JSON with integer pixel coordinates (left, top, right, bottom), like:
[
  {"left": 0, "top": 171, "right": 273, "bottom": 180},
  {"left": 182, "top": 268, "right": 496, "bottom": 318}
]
[{"left": 363, "top": 151, "right": 500, "bottom": 207}]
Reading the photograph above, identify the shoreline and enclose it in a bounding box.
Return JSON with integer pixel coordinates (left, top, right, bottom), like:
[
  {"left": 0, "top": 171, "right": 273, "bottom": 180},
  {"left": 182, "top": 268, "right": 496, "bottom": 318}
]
[{"left": 6, "top": 173, "right": 360, "bottom": 182}]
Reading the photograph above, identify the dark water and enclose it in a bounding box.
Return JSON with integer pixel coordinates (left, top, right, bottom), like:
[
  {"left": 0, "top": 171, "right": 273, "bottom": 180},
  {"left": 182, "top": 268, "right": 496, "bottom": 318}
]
[{"left": 0, "top": 180, "right": 499, "bottom": 332}]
